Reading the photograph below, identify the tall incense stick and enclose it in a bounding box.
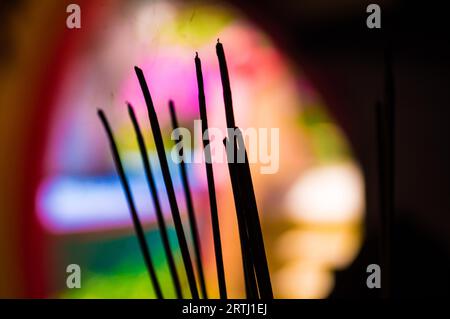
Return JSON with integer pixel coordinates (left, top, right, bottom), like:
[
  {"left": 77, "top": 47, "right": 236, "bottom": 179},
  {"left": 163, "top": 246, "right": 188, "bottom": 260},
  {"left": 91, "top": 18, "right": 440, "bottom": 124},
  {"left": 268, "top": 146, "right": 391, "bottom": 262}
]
[
  {"left": 128, "top": 103, "right": 183, "bottom": 299},
  {"left": 216, "top": 40, "right": 236, "bottom": 129},
  {"left": 216, "top": 40, "right": 273, "bottom": 299},
  {"left": 195, "top": 52, "right": 228, "bottom": 299},
  {"left": 168, "top": 100, "right": 208, "bottom": 299},
  {"left": 377, "top": 42, "right": 395, "bottom": 298},
  {"left": 224, "top": 137, "right": 259, "bottom": 299},
  {"left": 134, "top": 66, "right": 199, "bottom": 299},
  {"left": 98, "top": 109, "right": 163, "bottom": 299},
  {"left": 235, "top": 130, "right": 273, "bottom": 299}
]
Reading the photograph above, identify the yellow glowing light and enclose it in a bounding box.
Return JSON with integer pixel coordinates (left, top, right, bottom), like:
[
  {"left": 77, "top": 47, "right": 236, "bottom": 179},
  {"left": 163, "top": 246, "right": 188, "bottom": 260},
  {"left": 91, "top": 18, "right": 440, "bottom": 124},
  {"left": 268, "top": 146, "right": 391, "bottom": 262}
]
[
  {"left": 274, "top": 262, "right": 334, "bottom": 299},
  {"left": 285, "top": 162, "right": 364, "bottom": 224},
  {"left": 275, "top": 226, "right": 362, "bottom": 270}
]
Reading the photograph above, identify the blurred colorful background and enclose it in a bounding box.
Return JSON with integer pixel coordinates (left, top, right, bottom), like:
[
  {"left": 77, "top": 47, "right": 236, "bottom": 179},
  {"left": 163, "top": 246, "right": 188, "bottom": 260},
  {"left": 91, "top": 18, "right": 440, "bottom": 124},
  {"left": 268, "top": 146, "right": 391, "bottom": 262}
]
[{"left": 1, "top": 0, "right": 449, "bottom": 299}]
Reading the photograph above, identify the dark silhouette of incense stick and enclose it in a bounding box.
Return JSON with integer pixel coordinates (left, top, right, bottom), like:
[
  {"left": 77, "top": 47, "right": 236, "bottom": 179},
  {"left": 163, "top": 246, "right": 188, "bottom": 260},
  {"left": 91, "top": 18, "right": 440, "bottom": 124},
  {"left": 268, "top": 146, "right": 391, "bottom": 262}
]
[
  {"left": 99, "top": 41, "right": 273, "bottom": 300},
  {"left": 223, "top": 137, "right": 259, "bottom": 299},
  {"left": 216, "top": 40, "right": 236, "bottom": 129},
  {"left": 97, "top": 109, "right": 163, "bottom": 299},
  {"left": 233, "top": 129, "right": 273, "bottom": 299},
  {"left": 134, "top": 66, "right": 200, "bottom": 299},
  {"left": 376, "top": 42, "right": 395, "bottom": 298},
  {"left": 195, "top": 52, "right": 228, "bottom": 299},
  {"left": 128, "top": 102, "right": 183, "bottom": 299},
  {"left": 216, "top": 40, "right": 273, "bottom": 299},
  {"left": 168, "top": 100, "right": 208, "bottom": 299}
]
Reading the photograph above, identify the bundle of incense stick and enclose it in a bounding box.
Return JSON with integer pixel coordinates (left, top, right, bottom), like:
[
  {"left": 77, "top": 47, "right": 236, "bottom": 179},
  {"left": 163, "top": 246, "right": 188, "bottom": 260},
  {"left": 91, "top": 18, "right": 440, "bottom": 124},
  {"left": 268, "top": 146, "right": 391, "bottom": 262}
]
[{"left": 98, "top": 41, "right": 273, "bottom": 299}]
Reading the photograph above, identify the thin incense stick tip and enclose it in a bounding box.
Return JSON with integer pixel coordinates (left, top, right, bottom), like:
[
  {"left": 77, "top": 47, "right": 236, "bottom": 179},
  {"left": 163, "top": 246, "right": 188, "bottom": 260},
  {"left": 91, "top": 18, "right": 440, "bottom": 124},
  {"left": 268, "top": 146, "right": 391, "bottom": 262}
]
[
  {"left": 134, "top": 66, "right": 143, "bottom": 74},
  {"left": 126, "top": 101, "right": 134, "bottom": 112},
  {"left": 168, "top": 100, "right": 176, "bottom": 122},
  {"left": 97, "top": 109, "right": 109, "bottom": 129}
]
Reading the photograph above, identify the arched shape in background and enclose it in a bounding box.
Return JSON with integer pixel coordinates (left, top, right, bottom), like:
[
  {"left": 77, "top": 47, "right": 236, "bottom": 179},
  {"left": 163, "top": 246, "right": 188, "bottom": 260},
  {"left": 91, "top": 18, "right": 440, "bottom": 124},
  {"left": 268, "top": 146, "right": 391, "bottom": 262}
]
[{"left": 1, "top": 0, "right": 365, "bottom": 298}]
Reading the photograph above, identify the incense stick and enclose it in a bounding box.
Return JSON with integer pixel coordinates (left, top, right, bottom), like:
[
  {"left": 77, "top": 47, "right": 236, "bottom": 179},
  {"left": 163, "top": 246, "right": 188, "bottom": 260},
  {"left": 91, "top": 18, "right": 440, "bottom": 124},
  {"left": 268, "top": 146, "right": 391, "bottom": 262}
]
[
  {"left": 232, "top": 130, "right": 273, "bottom": 299},
  {"left": 134, "top": 66, "right": 200, "bottom": 299},
  {"left": 128, "top": 103, "right": 183, "bottom": 299},
  {"left": 195, "top": 52, "right": 228, "bottom": 299},
  {"left": 168, "top": 100, "right": 208, "bottom": 299},
  {"left": 216, "top": 40, "right": 273, "bottom": 299},
  {"left": 216, "top": 40, "right": 236, "bottom": 129},
  {"left": 98, "top": 109, "right": 163, "bottom": 299},
  {"left": 377, "top": 42, "right": 395, "bottom": 298},
  {"left": 375, "top": 99, "right": 389, "bottom": 297},
  {"left": 223, "top": 137, "right": 259, "bottom": 299}
]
